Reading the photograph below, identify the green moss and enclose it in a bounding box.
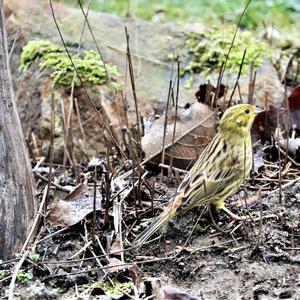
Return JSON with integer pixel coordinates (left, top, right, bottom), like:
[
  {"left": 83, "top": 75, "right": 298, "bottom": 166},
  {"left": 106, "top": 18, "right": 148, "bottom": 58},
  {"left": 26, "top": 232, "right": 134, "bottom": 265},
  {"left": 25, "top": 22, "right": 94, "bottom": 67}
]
[
  {"left": 82, "top": 279, "right": 132, "bottom": 297},
  {"left": 193, "top": 224, "right": 210, "bottom": 233},
  {"left": 20, "top": 40, "right": 119, "bottom": 88},
  {"left": 182, "top": 26, "right": 273, "bottom": 86}
]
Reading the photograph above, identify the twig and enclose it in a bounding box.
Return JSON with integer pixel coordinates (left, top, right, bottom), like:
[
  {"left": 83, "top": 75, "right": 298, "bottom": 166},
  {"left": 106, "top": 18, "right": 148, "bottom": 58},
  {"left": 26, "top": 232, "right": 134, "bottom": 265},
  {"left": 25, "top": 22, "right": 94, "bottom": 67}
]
[
  {"left": 33, "top": 227, "right": 68, "bottom": 246},
  {"left": 92, "top": 168, "right": 97, "bottom": 238},
  {"left": 218, "top": 0, "right": 253, "bottom": 101},
  {"left": 77, "top": 0, "right": 116, "bottom": 94},
  {"left": 159, "top": 163, "right": 188, "bottom": 174},
  {"left": 228, "top": 49, "right": 247, "bottom": 107},
  {"left": 125, "top": 26, "right": 141, "bottom": 147},
  {"left": 256, "top": 189, "right": 263, "bottom": 246},
  {"left": 21, "top": 187, "right": 48, "bottom": 253},
  {"left": 171, "top": 60, "right": 180, "bottom": 146},
  {"left": 190, "top": 238, "right": 242, "bottom": 254},
  {"left": 8, "top": 251, "right": 30, "bottom": 300},
  {"left": 45, "top": 93, "right": 55, "bottom": 219},
  {"left": 160, "top": 78, "right": 173, "bottom": 179},
  {"left": 8, "top": 26, "right": 21, "bottom": 61},
  {"left": 95, "top": 236, "right": 110, "bottom": 263},
  {"left": 276, "top": 111, "right": 282, "bottom": 203},
  {"left": 68, "top": 241, "right": 92, "bottom": 260},
  {"left": 266, "top": 176, "right": 300, "bottom": 194},
  {"left": 34, "top": 172, "right": 72, "bottom": 192}
]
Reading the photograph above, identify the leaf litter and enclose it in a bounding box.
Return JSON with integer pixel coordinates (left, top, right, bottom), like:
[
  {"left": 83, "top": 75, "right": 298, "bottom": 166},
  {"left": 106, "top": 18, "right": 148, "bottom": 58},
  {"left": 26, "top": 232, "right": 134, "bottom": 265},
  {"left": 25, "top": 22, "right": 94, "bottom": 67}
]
[
  {"left": 3, "top": 84, "right": 300, "bottom": 299},
  {"left": 3, "top": 10, "right": 300, "bottom": 298}
]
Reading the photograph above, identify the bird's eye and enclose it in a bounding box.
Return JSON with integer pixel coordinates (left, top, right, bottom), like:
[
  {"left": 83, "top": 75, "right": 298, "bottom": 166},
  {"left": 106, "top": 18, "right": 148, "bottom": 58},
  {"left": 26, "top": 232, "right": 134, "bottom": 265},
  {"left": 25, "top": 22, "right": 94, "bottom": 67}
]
[{"left": 245, "top": 109, "right": 250, "bottom": 114}]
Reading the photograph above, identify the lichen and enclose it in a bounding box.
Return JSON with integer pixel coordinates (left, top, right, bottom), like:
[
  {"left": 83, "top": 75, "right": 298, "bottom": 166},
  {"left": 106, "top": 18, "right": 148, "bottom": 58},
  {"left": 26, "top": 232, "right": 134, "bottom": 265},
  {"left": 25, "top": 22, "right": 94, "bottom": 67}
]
[
  {"left": 20, "top": 40, "right": 120, "bottom": 88},
  {"left": 181, "top": 26, "right": 273, "bottom": 87}
]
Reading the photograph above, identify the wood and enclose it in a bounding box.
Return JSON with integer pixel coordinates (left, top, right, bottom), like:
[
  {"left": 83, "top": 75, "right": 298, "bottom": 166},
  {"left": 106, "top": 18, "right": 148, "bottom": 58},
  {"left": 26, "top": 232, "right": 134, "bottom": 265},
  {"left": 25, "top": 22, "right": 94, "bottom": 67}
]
[{"left": 0, "top": 0, "right": 35, "bottom": 260}]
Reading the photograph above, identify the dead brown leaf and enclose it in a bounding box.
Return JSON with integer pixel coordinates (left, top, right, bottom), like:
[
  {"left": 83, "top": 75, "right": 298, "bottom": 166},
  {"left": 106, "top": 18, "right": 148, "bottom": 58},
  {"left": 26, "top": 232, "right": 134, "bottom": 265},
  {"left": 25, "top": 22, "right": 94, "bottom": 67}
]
[
  {"left": 64, "top": 182, "right": 88, "bottom": 201},
  {"left": 110, "top": 240, "right": 122, "bottom": 255},
  {"left": 142, "top": 102, "right": 215, "bottom": 169},
  {"left": 251, "top": 105, "right": 278, "bottom": 144},
  {"left": 195, "top": 83, "right": 226, "bottom": 105},
  {"left": 288, "top": 86, "right": 300, "bottom": 129},
  {"left": 162, "top": 286, "right": 202, "bottom": 300},
  {"left": 107, "top": 257, "right": 125, "bottom": 273},
  {"left": 232, "top": 190, "right": 261, "bottom": 208},
  {"left": 46, "top": 184, "right": 102, "bottom": 227}
]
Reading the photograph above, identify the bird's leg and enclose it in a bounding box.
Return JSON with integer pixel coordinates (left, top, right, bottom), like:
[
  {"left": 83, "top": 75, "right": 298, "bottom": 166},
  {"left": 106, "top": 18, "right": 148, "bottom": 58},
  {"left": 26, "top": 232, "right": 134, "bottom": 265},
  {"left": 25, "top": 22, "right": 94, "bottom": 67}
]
[
  {"left": 215, "top": 199, "right": 250, "bottom": 221},
  {"left": 207, "top": 204, "right": 228, "bottom": 234}
]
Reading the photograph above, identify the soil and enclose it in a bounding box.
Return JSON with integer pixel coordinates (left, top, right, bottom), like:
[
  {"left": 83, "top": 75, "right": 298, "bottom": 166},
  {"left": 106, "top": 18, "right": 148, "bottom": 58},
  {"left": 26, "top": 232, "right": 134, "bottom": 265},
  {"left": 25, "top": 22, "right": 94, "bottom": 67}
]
[
  {"left": 1, "top": 173, "right": 299, "bottom": 299},
  {"left": 135, "top": 184, "right": 300, "bottom": 299}
]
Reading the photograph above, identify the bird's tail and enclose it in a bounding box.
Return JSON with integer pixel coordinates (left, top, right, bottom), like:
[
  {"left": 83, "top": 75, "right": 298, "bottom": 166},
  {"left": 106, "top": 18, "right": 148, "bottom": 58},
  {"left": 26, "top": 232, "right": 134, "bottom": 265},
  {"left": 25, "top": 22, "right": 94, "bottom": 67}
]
[{"left": 133, "top": 210, "right": 175, "bottom": 246}]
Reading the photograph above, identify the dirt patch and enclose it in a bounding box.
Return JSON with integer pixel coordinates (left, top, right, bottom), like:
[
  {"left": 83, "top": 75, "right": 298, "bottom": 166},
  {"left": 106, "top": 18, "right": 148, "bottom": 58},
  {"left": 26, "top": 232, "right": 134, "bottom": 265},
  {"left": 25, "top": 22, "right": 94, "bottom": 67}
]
[{"left": 1, "top": 176, "right": 298, "bottom": 299}]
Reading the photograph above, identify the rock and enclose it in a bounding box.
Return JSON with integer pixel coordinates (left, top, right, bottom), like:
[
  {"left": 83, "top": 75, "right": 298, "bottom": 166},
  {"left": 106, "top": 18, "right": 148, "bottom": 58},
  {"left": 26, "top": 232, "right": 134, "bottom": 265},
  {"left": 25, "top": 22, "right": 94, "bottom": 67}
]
[
  {"left": 5, "top": 0, "right": 196, "bottom": 112},
  {"left": 217, "top": 61, "right": 285, "bottom": 109},
  {"left": 5, "top": 0, "right": 286, "bottom": 164},
  {"left": 279, "top": 289, "right": 293, "bottom": 299},
  {"left": 4, "top": 0, "right": 198, "bottom": 162},
  {"left": 15, "top": 62, "right": 116, "bottom": 161}
]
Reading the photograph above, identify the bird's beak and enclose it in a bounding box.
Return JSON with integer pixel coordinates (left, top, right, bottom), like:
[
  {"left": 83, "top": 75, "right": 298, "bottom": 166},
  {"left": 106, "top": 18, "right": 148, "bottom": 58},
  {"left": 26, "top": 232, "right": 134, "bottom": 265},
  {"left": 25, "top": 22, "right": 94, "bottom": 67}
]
[{"left": 254, "top": 106, "right": 263, "bottom": 115}]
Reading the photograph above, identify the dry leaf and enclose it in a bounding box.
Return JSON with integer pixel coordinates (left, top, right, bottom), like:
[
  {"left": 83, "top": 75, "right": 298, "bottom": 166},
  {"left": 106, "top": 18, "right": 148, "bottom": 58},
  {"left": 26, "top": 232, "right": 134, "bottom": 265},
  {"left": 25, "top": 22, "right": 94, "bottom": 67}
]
[
  {"left": 128, "top": 265, "right": 143, "bottom": 288},
  {"left": 288, "top": 86, "right": 300, "bottom": 129},
  {"left": 110, "top": 240, "right": 122, "bottom": 255},
  {"left": 232, "top": 190, "right": 261, "bottom": 208},
  {"left": 251, "top": 105, "right": 279, "bottom": 144},
  {"left": 107, "top": 257, "right": 125, "bottom": 273},
  {"left": 162, "top": 286, "right": 202, "bottom": 300},
  {"left": 64, "top": 182, "right": 89, "bottom": 201},
  {"left": 142, "top": 102, "right": 215, "bottom": 169},
  {"left": 47, "top": 184, "right": 102, "bottom": 227},
  {"left": 195, "top": 83, "right": 226, "bottom": 105}
]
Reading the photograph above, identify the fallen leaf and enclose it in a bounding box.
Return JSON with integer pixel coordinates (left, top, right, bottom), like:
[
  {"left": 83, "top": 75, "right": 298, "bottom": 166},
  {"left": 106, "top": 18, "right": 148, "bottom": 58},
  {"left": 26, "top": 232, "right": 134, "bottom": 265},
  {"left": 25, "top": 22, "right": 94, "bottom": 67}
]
[
  {"left": 251, "top": 105, "right": 278, "bottom": 144},
  {"left": 107, "top": 257, "right": 126, "bottom": 273},
  {"left": 47, "top": 184, "right": 102, "bottom": 227},
  {"left": 162, "top": 286, "right": 202, "bottom": 300},
  {"left": 110, "top": 240, "right": 122, "bottom": 255},
  {"left": 64, "top": 182, "right": 89, "bottom": 201},
  {"left": 232, "top": 190, "right": 261, "bottom": 208},
  {"left": 288, "top": 86, "right": 300, "bottom": 129},
  {"left": 142, "top": 102, "right": 215, "bottom": 169},
  {"left": 128, "top": 265, "right": 143, "bottom": 288},
  {"left": 195, "top": 83, "right": 226, "bottom": 105}
]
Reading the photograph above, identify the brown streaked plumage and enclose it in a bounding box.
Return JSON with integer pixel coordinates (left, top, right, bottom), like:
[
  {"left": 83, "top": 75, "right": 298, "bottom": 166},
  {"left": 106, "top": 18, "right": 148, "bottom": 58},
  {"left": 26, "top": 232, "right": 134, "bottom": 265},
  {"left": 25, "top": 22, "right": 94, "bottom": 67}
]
[{"left": 134, "top": 104, "right": 259, "bottom": 246}]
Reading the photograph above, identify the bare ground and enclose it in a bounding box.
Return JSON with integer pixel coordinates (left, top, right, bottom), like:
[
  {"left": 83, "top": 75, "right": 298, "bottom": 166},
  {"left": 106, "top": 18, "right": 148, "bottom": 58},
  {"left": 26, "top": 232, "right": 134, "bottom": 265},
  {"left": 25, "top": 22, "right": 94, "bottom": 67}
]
[{"left": 1, "top": 174, "right": 299, "bottom": 299}]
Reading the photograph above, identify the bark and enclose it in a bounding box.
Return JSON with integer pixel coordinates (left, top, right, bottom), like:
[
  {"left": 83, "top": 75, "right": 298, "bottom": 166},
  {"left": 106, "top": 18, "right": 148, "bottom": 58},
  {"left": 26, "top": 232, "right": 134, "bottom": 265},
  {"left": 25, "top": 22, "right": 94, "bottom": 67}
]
[{"left": 0, "top": 0, "right": 35, "bottom": 260}]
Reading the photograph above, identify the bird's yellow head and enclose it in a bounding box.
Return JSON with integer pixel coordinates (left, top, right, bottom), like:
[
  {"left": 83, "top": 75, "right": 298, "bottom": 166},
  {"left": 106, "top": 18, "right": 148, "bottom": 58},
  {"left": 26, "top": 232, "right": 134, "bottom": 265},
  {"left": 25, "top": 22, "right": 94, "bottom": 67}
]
[{"left": 219, "top": 104, "right": 258, "bottom": 140}]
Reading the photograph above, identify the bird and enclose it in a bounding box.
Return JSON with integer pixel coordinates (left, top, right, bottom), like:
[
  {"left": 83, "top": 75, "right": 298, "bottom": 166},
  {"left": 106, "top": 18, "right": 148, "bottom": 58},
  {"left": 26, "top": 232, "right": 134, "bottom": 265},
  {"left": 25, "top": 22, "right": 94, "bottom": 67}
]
[{"left": 134, "top": 104, "right": 260, "bottom": 246}]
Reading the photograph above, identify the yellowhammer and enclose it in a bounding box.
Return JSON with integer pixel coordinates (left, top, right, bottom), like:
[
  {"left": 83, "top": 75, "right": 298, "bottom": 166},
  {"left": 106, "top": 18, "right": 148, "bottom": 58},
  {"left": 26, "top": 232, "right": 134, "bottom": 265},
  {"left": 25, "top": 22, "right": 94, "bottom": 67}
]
[{"left": 134, "top": 104, "right": 261, "bottom": 245}]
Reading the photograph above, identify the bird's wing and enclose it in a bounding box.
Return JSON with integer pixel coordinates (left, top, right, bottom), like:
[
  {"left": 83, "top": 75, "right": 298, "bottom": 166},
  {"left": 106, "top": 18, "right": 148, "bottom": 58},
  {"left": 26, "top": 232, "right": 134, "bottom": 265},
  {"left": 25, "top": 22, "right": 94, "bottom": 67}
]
[{"left": 174, "top": 149, "right": 247, "bottom": 213}]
